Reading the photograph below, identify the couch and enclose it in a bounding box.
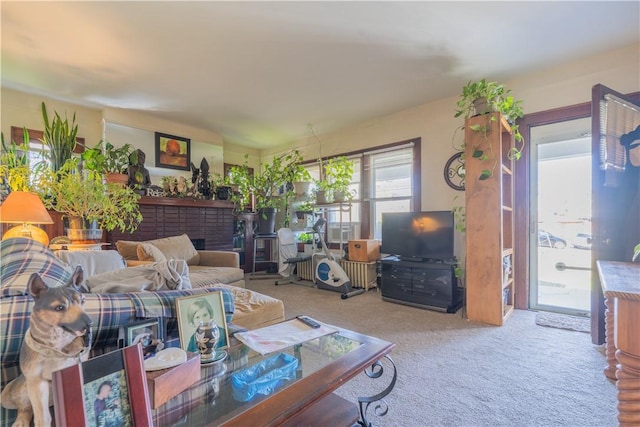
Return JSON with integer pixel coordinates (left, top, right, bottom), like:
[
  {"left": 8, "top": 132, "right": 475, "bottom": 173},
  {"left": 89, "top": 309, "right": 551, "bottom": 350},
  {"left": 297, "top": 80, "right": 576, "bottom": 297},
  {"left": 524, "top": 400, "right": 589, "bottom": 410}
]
[{"left": 0, "top": 235, "right": 284, "bottom": 424}]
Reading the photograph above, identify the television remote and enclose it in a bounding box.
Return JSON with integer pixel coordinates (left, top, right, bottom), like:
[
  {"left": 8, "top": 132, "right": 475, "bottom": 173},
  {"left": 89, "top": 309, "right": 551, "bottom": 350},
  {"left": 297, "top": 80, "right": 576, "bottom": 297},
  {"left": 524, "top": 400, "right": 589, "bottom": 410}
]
[{"left": 297, "top": 315, "right": 321, "bottom": 329}]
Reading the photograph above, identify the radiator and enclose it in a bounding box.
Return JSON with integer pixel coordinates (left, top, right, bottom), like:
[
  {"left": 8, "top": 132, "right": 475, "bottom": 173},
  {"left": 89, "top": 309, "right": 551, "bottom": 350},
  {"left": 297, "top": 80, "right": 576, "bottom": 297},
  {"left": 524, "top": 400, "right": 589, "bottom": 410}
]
[
  {"left": 340, "top": 260, "right": 377, "bottom": 290},
  {"left": 297, "top": 259, "right": 314, "bottom": 281}
]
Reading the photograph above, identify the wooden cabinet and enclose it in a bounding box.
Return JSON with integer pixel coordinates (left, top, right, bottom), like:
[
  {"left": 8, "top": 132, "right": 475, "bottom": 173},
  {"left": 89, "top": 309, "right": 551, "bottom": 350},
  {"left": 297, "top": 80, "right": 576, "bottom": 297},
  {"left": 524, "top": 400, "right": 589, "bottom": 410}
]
[{"left": 464, "top": 112, "right": 515, "bottom": 326}]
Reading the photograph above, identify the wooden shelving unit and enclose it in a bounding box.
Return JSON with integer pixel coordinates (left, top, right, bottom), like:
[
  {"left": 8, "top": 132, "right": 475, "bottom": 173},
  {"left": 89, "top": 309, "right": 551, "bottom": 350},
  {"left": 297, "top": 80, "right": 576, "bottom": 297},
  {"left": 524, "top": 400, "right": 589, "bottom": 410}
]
[{"left": 464, "top": 112, "right": 515, "bottom": 326}]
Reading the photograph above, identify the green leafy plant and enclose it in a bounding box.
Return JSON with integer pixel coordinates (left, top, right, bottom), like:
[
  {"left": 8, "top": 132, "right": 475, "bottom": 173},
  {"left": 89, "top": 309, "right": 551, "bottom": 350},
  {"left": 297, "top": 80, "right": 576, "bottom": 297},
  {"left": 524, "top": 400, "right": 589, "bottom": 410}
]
[
  {"left": 297, "top": 232, "right": 314, "bottom": 244},
  {"left": 325, "top": 156, "right": 354, "bottom": 197},
  {"left": 454, "top": 79, "right": 525, "bottom": 180},
  {"left": 40, "top": 102, "right": 79, "bottom": 172},
  {"left": 81, "top": 141, "right": 136, "bottom": 174},
  {"left": 0, "top": 130, "right": 52, "bottom": 195},
  {"left": 227, "top": 150, "right": 308, "bottom": 216},
  {"left": 633, "top": 243, "right": 640, "bottom": 262},
  {"left": 45, "top": 158, "right": 142, "bottom": 233}
]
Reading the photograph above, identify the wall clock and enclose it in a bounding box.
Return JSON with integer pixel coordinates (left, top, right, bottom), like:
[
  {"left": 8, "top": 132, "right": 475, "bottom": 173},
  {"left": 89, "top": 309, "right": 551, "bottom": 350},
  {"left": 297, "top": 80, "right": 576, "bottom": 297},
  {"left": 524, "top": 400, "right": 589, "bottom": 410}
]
[{"left": 443, "top": 152, "right": 465, "bottom": 191}]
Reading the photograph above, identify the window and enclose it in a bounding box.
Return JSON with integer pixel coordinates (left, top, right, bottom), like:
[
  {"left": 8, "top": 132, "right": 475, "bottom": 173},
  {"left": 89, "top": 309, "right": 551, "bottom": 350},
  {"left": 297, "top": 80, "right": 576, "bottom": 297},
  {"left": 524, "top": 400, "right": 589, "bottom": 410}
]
[
  {"left": 303, "top": 138, "right": 420, "bottom": 241},
  {"left": 367, "top": 145, "right": 415, "bottom": 239}
]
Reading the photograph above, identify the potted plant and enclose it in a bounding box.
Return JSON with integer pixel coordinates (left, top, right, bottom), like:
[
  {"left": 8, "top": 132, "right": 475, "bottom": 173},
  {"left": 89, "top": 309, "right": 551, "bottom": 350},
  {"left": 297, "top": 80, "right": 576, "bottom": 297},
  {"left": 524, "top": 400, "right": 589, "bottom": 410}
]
[
  {"left": 81, "top": 141, "right": 136, "bottom": 185},
  {"left": 454, "top": 78, "right": 524, "bottom": 151},
  {"left": 454, "top": 79, "right": 525, "bottom": 180},
  {"left": 1, "top": 131, "right": 54, "bottom": 199},
  {"left": 227, "top": 150, "right": 308, "bottom": 232},
  {"left": 45, "top": 158, "right": 142, "bottom": 241},
  {"left": 40, "top": 102, "right": 79, "bottom": 173},
  {"left": 324, "top": 156, "right": 355, "bottom": 202},
  {"left": 297, "top": 231, "right": 315, "bottom": 254},
  {"left": 293, "top": 200, "right": 314, "bottom": 219}
]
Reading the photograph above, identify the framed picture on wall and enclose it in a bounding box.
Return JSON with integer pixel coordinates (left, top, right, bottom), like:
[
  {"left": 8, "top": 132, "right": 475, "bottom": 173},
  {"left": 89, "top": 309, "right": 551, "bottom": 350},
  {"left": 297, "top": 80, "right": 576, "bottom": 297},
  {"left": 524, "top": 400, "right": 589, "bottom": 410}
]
[{"left": 155, "top": 132, "right": 191, "bottom": 171}]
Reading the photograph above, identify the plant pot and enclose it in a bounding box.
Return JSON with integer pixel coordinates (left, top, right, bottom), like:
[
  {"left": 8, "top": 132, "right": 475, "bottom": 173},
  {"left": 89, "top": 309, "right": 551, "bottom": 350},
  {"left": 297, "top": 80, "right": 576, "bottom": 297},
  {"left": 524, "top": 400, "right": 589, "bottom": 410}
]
[
  {"left": 333, "top": 191, "right": 347, "bottom": 203},
  {"left": 293, "top": 181, "right": 311, "bottom": 198},
  {"left": 256, "top": 208, "right": 277, "bottom": 235},
  {"left": 315, "top": 190, "right": 331, "bottom": 204},
  {"left": 473, "top": 97, "right": 491, "bottom": 116},
  {"left": 66, "top": 217, "right": 103, "bottom": 243},
  {"left": 105, "top": 172, "right": 129, "bottom": 187}
]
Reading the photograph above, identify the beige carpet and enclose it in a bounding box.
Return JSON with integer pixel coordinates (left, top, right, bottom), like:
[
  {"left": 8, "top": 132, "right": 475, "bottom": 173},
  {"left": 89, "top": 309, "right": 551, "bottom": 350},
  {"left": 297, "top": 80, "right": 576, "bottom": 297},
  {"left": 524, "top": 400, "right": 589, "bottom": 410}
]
[{"left": 246, "top": 276, "right": 617, "bottom": 427}]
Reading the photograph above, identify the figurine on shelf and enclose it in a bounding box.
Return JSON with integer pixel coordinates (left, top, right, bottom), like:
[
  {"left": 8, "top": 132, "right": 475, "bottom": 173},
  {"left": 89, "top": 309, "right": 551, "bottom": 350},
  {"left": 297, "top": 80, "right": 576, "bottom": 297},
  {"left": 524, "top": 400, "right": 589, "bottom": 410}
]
[
  {"left": 127, "top": 149, "right": 151, "bottom": 192},
  {"left": 197, "top": 158, "right": 213, "bottom": 199}
]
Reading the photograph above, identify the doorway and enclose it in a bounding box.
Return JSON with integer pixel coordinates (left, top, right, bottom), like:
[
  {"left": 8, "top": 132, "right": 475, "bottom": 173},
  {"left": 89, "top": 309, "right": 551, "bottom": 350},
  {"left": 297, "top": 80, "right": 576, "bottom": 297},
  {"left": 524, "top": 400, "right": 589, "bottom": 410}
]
[{"left": 529, "top": 118, "right": 592, "bottom": 316}]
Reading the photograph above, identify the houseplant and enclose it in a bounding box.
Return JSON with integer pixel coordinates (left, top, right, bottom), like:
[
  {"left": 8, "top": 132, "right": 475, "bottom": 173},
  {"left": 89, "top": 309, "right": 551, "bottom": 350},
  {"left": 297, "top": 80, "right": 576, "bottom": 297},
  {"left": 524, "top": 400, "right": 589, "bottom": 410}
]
[
  {"left": 40, "top": 102, "right": 79, "bottom": 172},
  {"left": 454, "top": 79, "right": 525, "bottom": 180},
  {"left": 227, "top": 150, "right": 308, "bottom": 232},
  {"left": 45, "top": 158, "right": 142, "bottom": 240},
  {"left": 81, "top": 141, "right": 136, "bottom": 185},
  {"left": 324, "top": 156, "right": 355, "bottom": 202}
]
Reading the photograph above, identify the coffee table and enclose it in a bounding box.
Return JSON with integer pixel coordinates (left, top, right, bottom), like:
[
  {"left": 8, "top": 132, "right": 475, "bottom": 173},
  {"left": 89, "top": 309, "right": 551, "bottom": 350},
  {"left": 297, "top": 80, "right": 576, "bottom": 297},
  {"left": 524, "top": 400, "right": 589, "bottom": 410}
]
[{"left": 153, "top": 327, "right": 396, "bottom": 426}]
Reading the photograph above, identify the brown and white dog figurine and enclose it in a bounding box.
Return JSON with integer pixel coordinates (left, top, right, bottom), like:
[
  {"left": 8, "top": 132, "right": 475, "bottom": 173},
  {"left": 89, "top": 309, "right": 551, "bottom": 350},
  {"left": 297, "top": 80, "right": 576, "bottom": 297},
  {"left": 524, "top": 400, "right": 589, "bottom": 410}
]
[{"left": 1, "top": 268, "right": 93, "bottom": 427}]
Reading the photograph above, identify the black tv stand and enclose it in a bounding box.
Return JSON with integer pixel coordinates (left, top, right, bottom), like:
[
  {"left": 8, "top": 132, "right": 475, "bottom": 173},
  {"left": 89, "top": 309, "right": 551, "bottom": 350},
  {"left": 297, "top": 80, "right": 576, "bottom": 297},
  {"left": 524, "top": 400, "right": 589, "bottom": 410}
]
[{"left": 380, "top": 257, "right": 463, "bottom": 313}]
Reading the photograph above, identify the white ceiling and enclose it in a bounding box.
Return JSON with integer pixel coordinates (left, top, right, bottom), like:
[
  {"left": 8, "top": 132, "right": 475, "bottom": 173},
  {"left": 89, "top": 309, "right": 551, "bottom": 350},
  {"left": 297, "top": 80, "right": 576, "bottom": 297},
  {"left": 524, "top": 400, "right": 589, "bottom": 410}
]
[{"left": 2, "top": 1, "right": 638, "bottom": 149}]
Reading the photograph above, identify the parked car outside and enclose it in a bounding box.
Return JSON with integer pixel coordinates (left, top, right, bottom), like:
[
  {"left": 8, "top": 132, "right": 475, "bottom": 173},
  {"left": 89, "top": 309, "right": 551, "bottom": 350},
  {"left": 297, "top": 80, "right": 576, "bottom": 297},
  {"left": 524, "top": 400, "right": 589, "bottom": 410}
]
[
  {"left": 572, "top": 233, "right": 592, "bottom": 250},
  {"left": 538, "top": 230, "right": 567, "bottom": 249}
]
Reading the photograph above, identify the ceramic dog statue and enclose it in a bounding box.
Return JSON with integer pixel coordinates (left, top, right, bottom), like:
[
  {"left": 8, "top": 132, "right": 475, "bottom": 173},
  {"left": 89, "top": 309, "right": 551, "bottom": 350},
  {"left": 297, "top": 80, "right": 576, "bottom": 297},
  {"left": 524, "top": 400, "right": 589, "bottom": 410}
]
[{"left": 0, "top": 269, "right": 92, "bottom": 427}]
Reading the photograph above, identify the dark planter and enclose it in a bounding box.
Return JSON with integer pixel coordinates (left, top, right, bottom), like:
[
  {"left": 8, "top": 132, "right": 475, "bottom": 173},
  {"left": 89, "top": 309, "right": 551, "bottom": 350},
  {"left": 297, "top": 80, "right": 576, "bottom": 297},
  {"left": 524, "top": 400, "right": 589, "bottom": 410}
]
[{"left": 256, "top": 208, "right": 277, "bottom": 235}]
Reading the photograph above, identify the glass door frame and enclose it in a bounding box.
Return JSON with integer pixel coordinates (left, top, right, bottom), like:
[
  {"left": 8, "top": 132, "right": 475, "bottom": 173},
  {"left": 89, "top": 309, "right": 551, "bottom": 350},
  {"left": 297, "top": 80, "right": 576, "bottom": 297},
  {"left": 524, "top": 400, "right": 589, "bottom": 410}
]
[{"left": 528, "top": 119, "right": 592, "bottom": 316}]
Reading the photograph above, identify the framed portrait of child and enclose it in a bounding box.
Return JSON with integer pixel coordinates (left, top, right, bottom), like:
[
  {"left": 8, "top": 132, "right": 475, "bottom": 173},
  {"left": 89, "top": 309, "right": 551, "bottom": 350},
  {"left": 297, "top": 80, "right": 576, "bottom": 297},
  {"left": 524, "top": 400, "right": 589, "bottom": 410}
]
[{"left": 176, "top": 292, "right": 229, "bottom": 353}]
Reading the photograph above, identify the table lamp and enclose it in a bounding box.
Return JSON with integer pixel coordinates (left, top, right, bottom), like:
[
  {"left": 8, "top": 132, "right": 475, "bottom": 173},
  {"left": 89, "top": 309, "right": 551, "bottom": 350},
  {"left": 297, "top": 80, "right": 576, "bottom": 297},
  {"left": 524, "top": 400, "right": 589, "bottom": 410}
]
[{"left": 0, "top": 191, "right": 54, "bottom": 246}]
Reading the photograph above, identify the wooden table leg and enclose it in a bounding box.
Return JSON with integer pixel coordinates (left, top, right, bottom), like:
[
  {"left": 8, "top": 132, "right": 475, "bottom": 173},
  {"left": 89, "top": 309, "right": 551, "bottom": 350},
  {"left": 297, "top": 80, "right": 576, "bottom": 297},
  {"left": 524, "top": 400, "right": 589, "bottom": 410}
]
[
  {"left": 604, "top": 296, "right": 617, "bottom": 381},
  {"left": 615, "top": 298, "right": 640, "bottom": 426}
]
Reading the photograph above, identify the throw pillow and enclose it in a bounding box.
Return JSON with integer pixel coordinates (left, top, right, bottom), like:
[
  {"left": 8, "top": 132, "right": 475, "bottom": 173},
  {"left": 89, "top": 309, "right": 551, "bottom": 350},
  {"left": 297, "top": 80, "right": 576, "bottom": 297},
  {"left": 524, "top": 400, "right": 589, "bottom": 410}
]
[
  {"left": 115, "top": 240, "right": 140, "bottom": 260},
  {"left": 137, "top": 243, "right": 167, "bottom": 262},
  {"left": 146, "top": 234, "right": 200, "bottom": 266}
]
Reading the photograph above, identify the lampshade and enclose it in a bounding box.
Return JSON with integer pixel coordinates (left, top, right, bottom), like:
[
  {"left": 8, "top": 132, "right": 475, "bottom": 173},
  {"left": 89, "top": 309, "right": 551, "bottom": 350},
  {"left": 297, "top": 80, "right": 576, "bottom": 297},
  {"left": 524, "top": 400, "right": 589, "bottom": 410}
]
[
  {"left": 0, "top": 191, "right": 53, "bottom": 224},
  {"left": 0, "top": 191, "right": 53, "bottom": 246}
]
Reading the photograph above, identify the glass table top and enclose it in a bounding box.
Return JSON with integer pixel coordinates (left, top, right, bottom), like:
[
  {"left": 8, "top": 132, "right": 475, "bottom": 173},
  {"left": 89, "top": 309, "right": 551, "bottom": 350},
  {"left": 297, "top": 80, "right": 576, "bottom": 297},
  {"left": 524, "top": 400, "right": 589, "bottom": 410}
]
[{"left": 153, "top": 330, "right": 369, "bottom": 426}]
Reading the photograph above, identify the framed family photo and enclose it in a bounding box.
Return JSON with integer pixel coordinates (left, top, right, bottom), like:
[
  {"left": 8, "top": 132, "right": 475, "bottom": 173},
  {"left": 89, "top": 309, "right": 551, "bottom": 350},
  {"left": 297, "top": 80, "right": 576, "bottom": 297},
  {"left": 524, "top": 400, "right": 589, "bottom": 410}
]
[
  {"left": 155, "top": 131, "right": 191, "bottom": 171},
  {"left": 176, "top": 292, "right": 229, "bottom": 352},
  {"left": 52, "top": 345, "right": 152, "bottom": 427},
  {"left": 122, "top": 319, "right": 165, "bottom": 359}
]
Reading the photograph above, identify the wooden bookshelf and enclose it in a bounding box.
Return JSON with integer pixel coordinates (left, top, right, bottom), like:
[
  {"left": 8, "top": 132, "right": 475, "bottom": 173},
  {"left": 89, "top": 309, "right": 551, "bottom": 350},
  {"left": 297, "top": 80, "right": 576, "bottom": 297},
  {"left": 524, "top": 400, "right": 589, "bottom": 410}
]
[{"left": 465, "top": 112, "right": 515, "bottom": 326}]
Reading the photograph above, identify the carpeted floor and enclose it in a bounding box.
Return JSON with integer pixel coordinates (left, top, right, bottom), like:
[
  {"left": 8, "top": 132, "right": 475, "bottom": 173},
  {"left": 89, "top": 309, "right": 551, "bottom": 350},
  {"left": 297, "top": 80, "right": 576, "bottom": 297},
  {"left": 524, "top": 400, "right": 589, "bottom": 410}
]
[
  {"left": 535, "top": 311, "right": 591, "bottom": 333},
  {"left": 245, "top": 276, "right": 617, "bottom": 427}
]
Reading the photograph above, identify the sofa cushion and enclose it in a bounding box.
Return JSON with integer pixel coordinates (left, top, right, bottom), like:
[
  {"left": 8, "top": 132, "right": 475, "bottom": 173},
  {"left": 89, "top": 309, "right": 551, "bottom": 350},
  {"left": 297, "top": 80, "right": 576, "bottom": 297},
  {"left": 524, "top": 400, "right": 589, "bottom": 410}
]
[
  {"left": 137, "top": 243, "right": 167, "bottom": 262},
  {"left": 189, "top": 266, "right": 245, "bottom": 288},
  {"left": 142, "top": 234, "right": 201, "bottom": 266},
  {"left": 115, "top": 240, "right": 140, "bottom": 260},
  {"left": 0, "top": 238, "right": 75, "bottom": 297}
]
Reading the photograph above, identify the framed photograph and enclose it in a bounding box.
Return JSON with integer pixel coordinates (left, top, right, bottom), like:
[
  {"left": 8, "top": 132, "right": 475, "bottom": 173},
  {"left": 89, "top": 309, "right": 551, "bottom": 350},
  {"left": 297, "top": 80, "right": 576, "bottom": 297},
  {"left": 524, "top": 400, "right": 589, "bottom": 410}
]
[
  {"left": 176, "top": 292, "right": 230, "bottom": 352},
  {"left": 155, "top": 131, "right": 191, "bottom": 170},
  {"left": 122, "top": 319, "right": 165, "bottom": 359},
  {"left": 52, "top": 345, "right": 152, "bottom": 427}
]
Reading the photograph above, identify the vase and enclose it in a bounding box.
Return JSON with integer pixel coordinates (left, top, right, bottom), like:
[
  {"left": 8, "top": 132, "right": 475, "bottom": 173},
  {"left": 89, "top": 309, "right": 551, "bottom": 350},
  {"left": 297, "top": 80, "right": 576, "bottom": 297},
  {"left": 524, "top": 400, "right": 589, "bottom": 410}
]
[{"left": 195, "top": 319, "right": 220, "bottom": 362}]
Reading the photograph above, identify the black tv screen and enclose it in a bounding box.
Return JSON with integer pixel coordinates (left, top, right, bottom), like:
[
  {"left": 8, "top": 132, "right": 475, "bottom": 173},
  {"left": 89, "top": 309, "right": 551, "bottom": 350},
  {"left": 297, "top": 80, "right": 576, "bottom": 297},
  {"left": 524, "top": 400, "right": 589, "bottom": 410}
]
[{"left": 381, "top": 211, "right": 454, "bottom": 262}]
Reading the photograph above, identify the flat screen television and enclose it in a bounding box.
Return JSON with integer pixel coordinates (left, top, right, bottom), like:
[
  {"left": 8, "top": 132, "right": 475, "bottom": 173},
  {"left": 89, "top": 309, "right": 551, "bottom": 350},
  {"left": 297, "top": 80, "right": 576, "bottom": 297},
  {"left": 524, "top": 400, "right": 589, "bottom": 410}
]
[{"left": 381, "top": 211, "right": 455, "bottom": 262}]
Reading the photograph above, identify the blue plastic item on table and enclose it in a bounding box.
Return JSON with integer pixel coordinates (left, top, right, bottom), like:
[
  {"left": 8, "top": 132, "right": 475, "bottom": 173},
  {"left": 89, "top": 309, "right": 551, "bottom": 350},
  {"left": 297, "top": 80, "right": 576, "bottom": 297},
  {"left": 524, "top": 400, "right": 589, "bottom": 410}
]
[{"left": 231, "top": 353, "right": 298, "bottom": 401}]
